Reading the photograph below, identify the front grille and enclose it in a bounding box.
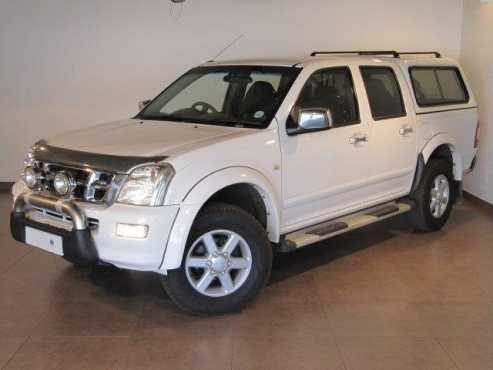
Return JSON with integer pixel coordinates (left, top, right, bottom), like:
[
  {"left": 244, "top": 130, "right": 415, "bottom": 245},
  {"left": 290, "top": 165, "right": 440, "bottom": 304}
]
[
  {"left": 31, "top": 207, "right": 99, "bottom": 230},
  {"left": 33, "top": 162, "right": 116, "bottom": 203}
]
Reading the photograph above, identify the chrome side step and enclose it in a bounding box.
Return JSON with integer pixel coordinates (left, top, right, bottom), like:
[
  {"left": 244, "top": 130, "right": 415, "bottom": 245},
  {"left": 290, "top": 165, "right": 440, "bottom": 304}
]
[{"left": 279, "top": 201, "right": 413, "bottom": 252}]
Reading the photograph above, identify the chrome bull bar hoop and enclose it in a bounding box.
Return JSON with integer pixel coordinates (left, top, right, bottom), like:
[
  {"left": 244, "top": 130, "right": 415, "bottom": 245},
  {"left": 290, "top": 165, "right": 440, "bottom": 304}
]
[{"left": 14, "top": 192, "right": 88, "bottom": 230}]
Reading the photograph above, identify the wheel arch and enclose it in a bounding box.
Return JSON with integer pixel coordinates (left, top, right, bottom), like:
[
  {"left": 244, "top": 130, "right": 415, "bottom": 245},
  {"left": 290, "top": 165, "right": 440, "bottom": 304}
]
[
  {"left": 420, "top": 134, "right": 463, "bottom": 181},
  {"left": 159, "top": 167, "right": 281, "bottom": 272}
]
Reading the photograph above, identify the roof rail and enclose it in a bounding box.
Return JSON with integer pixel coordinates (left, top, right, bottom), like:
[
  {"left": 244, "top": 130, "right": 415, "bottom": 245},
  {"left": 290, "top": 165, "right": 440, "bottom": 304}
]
[
  {"left": 310, "top": 50, "right": 399, "bottom": 58},
  {"left": 397, "top": 51, "right": 442, "bottom": 58},
  {"left": 310, "top": 51, "right": 442, "bottom": 59}
]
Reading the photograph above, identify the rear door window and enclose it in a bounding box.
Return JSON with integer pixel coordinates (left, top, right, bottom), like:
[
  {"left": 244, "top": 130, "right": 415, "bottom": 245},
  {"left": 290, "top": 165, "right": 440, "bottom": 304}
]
[
  {"left": 360, "top": 67, "right": 406, "bottom": 120},
  {"left": 410, "top": 67, "right": 469, "bottom": 107}
]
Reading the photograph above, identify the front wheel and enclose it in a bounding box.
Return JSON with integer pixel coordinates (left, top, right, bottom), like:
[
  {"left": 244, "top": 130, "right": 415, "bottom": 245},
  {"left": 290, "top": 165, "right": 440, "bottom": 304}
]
[
  {"left": 162, "top": 203, "right": 272, "bottom": 315},
  {"left": 410, "top": 159, "right": 454, "bottom": 232}
]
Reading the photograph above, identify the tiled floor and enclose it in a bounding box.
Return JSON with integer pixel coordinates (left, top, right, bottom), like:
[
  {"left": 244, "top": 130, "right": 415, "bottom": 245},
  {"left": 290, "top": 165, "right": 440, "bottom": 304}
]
[{"left": 1, "top": 190, "right": 493, "bottom": 369}]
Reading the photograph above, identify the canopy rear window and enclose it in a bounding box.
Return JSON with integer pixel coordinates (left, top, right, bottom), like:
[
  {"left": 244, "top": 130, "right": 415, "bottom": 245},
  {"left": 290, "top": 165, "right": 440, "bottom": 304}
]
[{"left": 410, "top": 67, "right": 469, "bottom": 107}]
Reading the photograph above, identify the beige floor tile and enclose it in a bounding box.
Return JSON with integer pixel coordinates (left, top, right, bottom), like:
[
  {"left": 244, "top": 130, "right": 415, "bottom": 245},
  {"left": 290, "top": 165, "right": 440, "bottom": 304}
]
[
  {"left": 438, "top": 337, "right": 493, "bottom": 370},
  {"left": 233, "top": 333, "right": 345, "bottom": 370},
  {"left": 418, "top": 303, "right": 493, "bottom": 338},
  {"left": 323, "top": 302, "right": 433, "bottom": 337},
  {"left": 0, "top": 338, "right": 26, "bottom": 369},
  {"left": 135, "top": 298, "right": 234, "bottom": 338},
  {"left": 232, "top": 300, "right": 333, "bottom": 337},
  {"left": 4, "top": 337, "right": 133, "bottom": 370},
  {"left": 122, "top": 336, "right": 233, "bottom": 370},
  {"left": 337, "top": 336, "right": 458, "bottom": 370},
  {"left": 0, "top": 236, "right": 31, "bottom": 275}
]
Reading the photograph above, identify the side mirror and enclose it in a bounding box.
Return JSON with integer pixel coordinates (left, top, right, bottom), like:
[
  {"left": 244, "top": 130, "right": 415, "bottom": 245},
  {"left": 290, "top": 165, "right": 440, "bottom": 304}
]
[
  {"left": 138, "top": 99, "right": 152, "bottom": 111},
  {"left": 287, "top": 108, "right": 333, "bottom": 136}
]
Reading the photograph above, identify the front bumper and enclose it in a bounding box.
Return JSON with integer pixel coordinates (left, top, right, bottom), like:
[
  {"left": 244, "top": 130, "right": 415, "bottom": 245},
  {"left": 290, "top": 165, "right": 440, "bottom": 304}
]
[
  {"left": 11, "top": 211, "right": 98, "bottom": 265},
  {"left": 10, "top": 188, "right": 179, "bottom": 271},
  {"left": 11, "top": 192, "right": 98, "bottom": 265}
]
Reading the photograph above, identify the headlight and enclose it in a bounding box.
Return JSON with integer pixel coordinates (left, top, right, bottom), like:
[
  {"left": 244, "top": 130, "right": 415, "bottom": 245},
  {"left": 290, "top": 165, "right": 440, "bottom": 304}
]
[{"left": 117, "top": 164, "right": 174, "bottom": 206}]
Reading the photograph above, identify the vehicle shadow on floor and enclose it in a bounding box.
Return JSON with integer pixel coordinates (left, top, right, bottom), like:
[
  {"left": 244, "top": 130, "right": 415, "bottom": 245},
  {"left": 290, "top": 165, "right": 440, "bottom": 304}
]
[
  {"left": 270, "top": 214, "right": 409, "bottom": 284},
  {"left": 53, "top": 205, "right": 477, "bottom": 320},
  {"left": 75, "top": 214, "right": 412, "bottom": 303}
]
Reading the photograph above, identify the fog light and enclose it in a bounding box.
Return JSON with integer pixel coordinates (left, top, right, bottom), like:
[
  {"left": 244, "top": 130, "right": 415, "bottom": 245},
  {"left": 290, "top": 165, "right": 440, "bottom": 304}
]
[
  {"left": 53, "top": 172, "right": 76, "bottom": 196},
  {"left": 23, "top": 166, "right": 40, "bottom": 189},
  {"left": 116, "top": 223, "right": 149, "bottom": 239}
]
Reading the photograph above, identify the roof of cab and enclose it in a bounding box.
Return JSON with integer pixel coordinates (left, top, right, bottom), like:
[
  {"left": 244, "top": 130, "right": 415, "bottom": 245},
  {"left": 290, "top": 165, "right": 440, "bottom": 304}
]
[
  {"left": 204, "top": 54, "right": 458, "bottom": 69},
  {"left": 204, "top": 58, "right": 303, "bottom": 67}
]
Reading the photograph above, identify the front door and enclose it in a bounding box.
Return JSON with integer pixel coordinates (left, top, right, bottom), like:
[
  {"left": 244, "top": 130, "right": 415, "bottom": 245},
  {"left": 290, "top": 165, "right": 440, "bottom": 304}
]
[{"left": 279, "top": 66, "right": 373, "bottom": 231}]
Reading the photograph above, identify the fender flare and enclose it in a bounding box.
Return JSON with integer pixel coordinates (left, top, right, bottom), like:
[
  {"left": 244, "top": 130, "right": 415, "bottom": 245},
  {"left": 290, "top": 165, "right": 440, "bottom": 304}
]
[
  {"left": 420, "top": 133, "right": 463, "bottom": 181},
  {"left": 159, "top": 167, "right": 281, "bottom": 271}
]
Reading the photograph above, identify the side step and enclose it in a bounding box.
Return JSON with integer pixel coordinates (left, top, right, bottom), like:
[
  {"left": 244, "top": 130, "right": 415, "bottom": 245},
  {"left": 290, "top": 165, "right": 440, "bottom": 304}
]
[{"left": 279, "top": 201, "right": 413, "bottom": 252}]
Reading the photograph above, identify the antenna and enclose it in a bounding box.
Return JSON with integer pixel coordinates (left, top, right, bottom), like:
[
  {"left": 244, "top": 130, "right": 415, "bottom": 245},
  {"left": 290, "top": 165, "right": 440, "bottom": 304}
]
[{"left": 208, "top": 34, "right": 245, "bottom": 62}]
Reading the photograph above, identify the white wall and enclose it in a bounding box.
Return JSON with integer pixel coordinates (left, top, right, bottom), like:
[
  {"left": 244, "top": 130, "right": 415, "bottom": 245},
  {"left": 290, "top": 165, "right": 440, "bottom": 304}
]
[
  {"left": 460, "top": 0, "right": 493, "bottom": 204},
  {"left": 0, "top": 0, "right": 464, "bottom": 182}
]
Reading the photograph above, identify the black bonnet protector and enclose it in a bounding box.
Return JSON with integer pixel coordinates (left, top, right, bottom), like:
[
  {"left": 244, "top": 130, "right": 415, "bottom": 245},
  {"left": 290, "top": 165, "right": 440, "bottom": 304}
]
[{"left": 33, "top": 140, "right": 167, "bottom": 174}]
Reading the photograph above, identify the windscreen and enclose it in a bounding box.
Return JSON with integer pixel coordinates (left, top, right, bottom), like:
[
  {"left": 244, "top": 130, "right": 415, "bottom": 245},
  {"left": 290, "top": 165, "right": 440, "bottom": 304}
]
[{"left": 137, "top": 66, "right": 301, "bottom": 128}]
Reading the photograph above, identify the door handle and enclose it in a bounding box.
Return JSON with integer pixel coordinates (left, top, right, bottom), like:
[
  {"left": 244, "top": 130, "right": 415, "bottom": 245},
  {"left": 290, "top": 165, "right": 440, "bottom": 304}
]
[
  {"left": 399, "top": 125, "right": 414, "bottom": 136},
  {"left": 349, "top": 134, "right": 368, "bottom": 145}
]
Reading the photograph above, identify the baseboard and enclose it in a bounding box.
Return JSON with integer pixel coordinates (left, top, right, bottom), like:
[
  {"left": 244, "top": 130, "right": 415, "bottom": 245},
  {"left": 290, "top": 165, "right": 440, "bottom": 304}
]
[
  {"left": 463, "top": 191, "right": 493, "bottom": 216},
  {"left": 0, "top": 182, "right": 13, "bottom": 191}
]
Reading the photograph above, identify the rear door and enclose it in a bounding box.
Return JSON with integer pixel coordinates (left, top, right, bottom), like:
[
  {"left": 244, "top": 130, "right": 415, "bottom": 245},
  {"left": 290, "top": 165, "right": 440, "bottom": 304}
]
[{"left": 357, "top": 64, "right": 418, "bottom": 199}]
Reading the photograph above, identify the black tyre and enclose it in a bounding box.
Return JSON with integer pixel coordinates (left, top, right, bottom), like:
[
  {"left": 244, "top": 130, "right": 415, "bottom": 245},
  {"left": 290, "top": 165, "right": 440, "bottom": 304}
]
[
  {"left": 162, "top": 203, "right": 272, "bottom": 315},
  {"left": 410, "top": 159, "right": 454, "bottom": 232}
]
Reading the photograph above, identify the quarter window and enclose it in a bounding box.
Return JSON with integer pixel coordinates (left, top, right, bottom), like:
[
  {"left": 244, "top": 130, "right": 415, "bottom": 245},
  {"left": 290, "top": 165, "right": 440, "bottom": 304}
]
[
  {"left": 410, "top": 67, "right": 469, "bottom": 107},
  {"left": 294, "top": 67, "right": 360, "bottom": 127},
  {"left": 360, "top": 67, "right": 406, "bottom": 120}
]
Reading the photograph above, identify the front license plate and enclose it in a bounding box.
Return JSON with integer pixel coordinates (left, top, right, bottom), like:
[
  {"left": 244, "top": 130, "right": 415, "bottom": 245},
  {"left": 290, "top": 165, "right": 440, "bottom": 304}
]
[{"left": 25, "top": 227, "right": 64, "bottom": 256}]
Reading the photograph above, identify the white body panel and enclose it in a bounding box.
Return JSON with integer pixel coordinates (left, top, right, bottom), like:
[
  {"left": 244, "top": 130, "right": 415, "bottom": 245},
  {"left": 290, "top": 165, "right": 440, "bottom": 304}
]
[
  {"left": 12, "top": 54, "right": 479, "bottom": 273},
  {"left": 162, "top": 166, "right": 281, "bottom": 271},
  {"left": 396, "top": 60, "right": 478, "bottom": 180},
  {"left": 276, "top": 60, "right": 419, "bottom": 232}
]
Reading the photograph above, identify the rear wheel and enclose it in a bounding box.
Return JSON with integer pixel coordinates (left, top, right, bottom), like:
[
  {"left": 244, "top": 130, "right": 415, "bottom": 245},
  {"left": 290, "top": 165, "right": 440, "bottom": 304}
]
[
  {"left": 410, "top": 159, "right": 454, "bottom": 232},
  {"left": 162, "top": 203, "right": 272, "bottom": 314}
]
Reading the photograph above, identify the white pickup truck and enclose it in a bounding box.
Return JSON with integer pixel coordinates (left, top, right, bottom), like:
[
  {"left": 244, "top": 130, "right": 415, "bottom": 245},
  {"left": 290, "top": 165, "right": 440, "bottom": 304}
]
[{"left": 11, "top": 51, "right": 479, "bottom": 314}]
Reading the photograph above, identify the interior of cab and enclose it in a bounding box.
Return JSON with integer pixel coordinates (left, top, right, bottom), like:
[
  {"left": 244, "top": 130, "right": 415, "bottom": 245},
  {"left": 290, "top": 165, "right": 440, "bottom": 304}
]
[{"left": 294, "top": 67, "right": 359, "bottom": 126}]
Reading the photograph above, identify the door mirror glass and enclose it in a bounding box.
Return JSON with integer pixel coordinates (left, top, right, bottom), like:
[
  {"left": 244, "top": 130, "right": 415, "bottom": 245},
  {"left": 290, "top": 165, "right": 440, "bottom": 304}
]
[
  {"left": 138, "top": 99, "right": 152, "bottom": 111},
  {"left": 288, "top": 108, "right": 333, "bottom": 135}
]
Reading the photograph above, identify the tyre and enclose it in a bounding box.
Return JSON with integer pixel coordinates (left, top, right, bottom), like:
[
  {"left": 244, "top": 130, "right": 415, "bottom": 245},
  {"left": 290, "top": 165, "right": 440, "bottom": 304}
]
[
  {"left": 162, "top": 203, "right": 272, "bottom": 315},
  {"left": 410, "top": 159, "right": 454, "bottom": 232}
]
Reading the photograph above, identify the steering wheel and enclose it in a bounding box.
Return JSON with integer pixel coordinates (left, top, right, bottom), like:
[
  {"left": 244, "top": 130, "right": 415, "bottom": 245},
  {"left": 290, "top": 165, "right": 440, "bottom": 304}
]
[{"left": 192, "top": 101, "right": 218, "bottom": 115}]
